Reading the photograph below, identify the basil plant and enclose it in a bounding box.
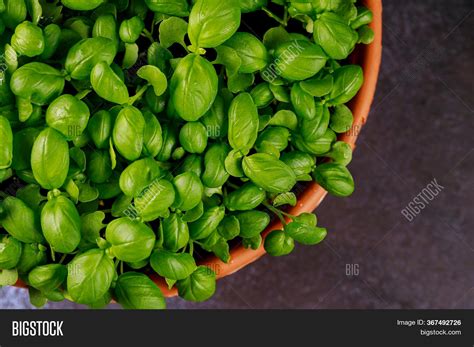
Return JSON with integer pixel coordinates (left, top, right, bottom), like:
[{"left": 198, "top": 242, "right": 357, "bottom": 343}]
[{"left": 0, "top": 0, "right": 374, "bottom": 309}]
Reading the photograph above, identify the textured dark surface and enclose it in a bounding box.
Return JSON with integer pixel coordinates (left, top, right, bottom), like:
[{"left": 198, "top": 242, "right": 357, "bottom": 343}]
[{"left": 1, "top": 0, "right": 473, "bottom": 309}]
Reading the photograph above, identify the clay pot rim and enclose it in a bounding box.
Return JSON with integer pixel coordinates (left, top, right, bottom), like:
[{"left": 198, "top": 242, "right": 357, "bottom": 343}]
[{"left": 156, "top": 0, "right": 384, "bottom": 297}]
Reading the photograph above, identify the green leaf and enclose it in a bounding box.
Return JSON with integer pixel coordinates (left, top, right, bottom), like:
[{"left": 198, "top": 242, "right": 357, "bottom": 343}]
[
  {"left": 264, "top": 230, "right": 294, "bottom": 256},
  {"left": 122, "top": 42, "right": 139, "bottom": 69},
  {"left": 137, "top": 65, "right": 168, "bottom": 96},
  {"left": 115, "top": 272, "right": 166, "bottom": 309},
  {"left": 188, "top": 0, "right": 241, "bottom": 51},
  {"left": 159, "top": 16, "right": 188, "bottom": 49},
  {"left": 170, "top": 54, "right": 218, "bottom": 121},
  {"left": 67, "top": 248, "right": 116, "bottom": 305},
  {"left": 91, "top": 61, "right": 129, "bottom": 105},
  {"left": 176, "top": 266, "right": 216, "bottom": 302},
  {"left": 313, "top": 163, "right": 355, "bottom": 197},
  {"left": 273, "top": 192, "right": 297, "bottom": 207},
  {"left": 0, "top": 268, "right": 18, "bottom": 286},
  {"left": 150, "top": 250, "right": 197, "bottom": 280}
]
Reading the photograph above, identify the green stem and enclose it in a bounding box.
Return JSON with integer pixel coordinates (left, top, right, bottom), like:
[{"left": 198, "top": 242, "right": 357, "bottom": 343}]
[
  {"left": 120, "top": 261, "right": 124, "bottom": 275},
  {"left": 262, "top": 7, "right": 288, "bottom": 26},
  {"left": 58, "top": 253, "right": 68, "bottom": 264},
  {"left": 50, "top": 248, "right": 56, "bottom": 262},
  {"left": 128, "top": 84, "right": 149, "bottom": 105},
  {"left": 189, "top": 241, "right": 194, "bottom": 257},
  {"left": 263, "top": 202, "right": 288, "bottom": 226},
  {"left": 226, "top": 182, "right": 240, "bottom": 190},
  {"left": 141, "top": 29, "right": 155, "bottom": 43}
]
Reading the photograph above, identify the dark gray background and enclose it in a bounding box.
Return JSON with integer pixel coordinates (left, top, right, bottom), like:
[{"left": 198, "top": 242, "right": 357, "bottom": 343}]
[{"left": 1, "top": 0, "right": 473, "bottom": 309}]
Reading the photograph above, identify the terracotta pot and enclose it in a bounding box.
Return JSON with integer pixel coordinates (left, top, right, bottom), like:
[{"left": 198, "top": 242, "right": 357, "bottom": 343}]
[{"left": 155, "top": 0, "right": 384, "bottom": 297}]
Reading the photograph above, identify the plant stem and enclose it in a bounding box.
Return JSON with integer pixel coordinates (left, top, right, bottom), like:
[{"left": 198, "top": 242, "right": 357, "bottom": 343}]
[
  {"left": 263, "top": 202, "right": 288, "bottom": 226},
  {"left": 141, "top": 29, "right": 155, "bottom": 43},
  {"left": 58, "top": 253, "right": 68, "bottom": 264},
  {"left": 262, "top": 7, "right": 288, "bottom": 26},
  {"left": 128, "top": 84, "right": 149, "bottom": 105}
]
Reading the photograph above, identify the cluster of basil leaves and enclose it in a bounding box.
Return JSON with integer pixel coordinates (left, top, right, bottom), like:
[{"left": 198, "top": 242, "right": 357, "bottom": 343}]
[{"left": 0, "top": 0, "right": 373, "bottom": 309}]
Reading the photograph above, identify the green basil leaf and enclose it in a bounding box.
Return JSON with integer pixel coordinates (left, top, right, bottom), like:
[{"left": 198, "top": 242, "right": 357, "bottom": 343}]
[
  {"left": 313, "top": 163, "right": 355, "bottom": 197},
  {"left": 112, "top": 106, "right": 145, "bottom": 161},
  {"left": 189, "top": 205, "right": 225, "bottom": 240},
  {"left": 223, "top": 32, "right": 269, "bottom": 73},
  {"left": 11, "top": 20, "right": 44, "bottom": 57},
  {"left": 170, "top": 54, "right": 218, "bottom": 121},
  {"left": 46, "top": 94, "right": 90, "bottom": 140},
  {"left": 65, "top": 37, "right": 116, "bottom": 80},
  {"left": 176, "top": 266, "right": 216, "bottom": 302},
  {"left": 264, "top": 230, "right": 294, "bottom": 256},
  {"left": 115, "top": 272, "right": 166, "bottom": 309},
  {"left": 159, "top": 16, "right": 188, "bottom": 49},
  {"left": 137, "top": 65, "right": 168, "bottom": 96},
  {"left": 119, "top": 158, "right": 162, "bottom": 198},
  {"left": 10, "top": 62, "right": 65, "bottom": 106},
  {"left": 314, "top": 12, "right": 358, "bottom": 59},
  {"left": 0, "top": 116, "right": 13, "bottom": 169},
  {"left": 17, "top": 243, "right": 47, "bottom": 274},
  {"left": 285, "top": 222, "right": 327, "bottom": 246},
  {"left": 273, "top": 40, "right": 327, "bottom": 81},
  {"left": 62, "top": 0, "right": 105, "bottom": 10},
  {"left": 88, "top": 110, "right": 113, "bottom": 150},
  {"left": 224, "top": 182, "right": 266, "bottom": 211},
  {"left": 28, "top": 264, "right": 67, "bottom": 293},
  {"left": 31, "top": 128, "right": 70, "bottom": 190},
  {"left": 106, "top": 218, "right": 156, "bottom": 262},
  {"left": 144, "top": 0, "right": 189, "bottom": 17},
  {"left": 150, "top": 249, "right": 197, "bottom": 280},
  {"left": 327, "top": 65, "right": 363, "bottom": 106},
  {"left": 134, "top": 178, "right": 176, "bottom": 222},
  {"left": 0, "top": 235, "right": 22, "bottom": 270},
  {"left": 41, "top": 194, "right": 81, "bottom": 254},
  {"left": 330, "top": 104, "right": 354, "bottom": 133},
  {"left": 300, "top": 75, "right": 334, "bottom": 97},
  {"left": 202, "top": 143, "right": 230, "bottom": 188},
  {"left": 0, "top": 196, "right": 44, "bottom": 243},
  {"left": 280, "top": 151, "right": 315, "bottom": 180},
  {"left": 182, "top": 200, "right": 204, "bottom": 223},
  {"left": 235, "top": 210, "right": 270, "bottom": 238},
  {"left": 228, "top": 93, "right": 259, "bottom": 154},
  {"left": 242, "top": 153, "right": 296, "bottom": 193},
  {"left": 91, "top": 61, "right": 129, "bottom": 105},
  {"left": 217, "top": 215, "right": 240, "bottom": 241},
  {"left": 188, "top": 0, "right": 240, "bottom": 51},
  {"left": 0, "top": 268, "right": 19, "bottom": 286},
  {"left": 1, "top": 0, "right": 27, "bottom": 29},
  {"left": 239, "top": 0, "right": 267, "bottom": 13},
  {"left": 324, "top": 141, "right": 353, "bottom": 166},
  {"left": 161, "top": 213, "right": 190, "bottom": 252},
  {"left": 172, "top": 172, "right": 204, "bottom": 211},
  {"left": 273, "top": 192, "right": 297, "bottom": 207},
  {"left": 119, "top": 16, "right": 144, "bottom": 43},
  {"left": 122, "top": 42, "right": 139, "bottom": 69},
  {"left": 67, "top": 248, "right": 116, "bottom": 305},
  {"left": 40, "top": 23, "right": 61, "bottom": 59}
]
